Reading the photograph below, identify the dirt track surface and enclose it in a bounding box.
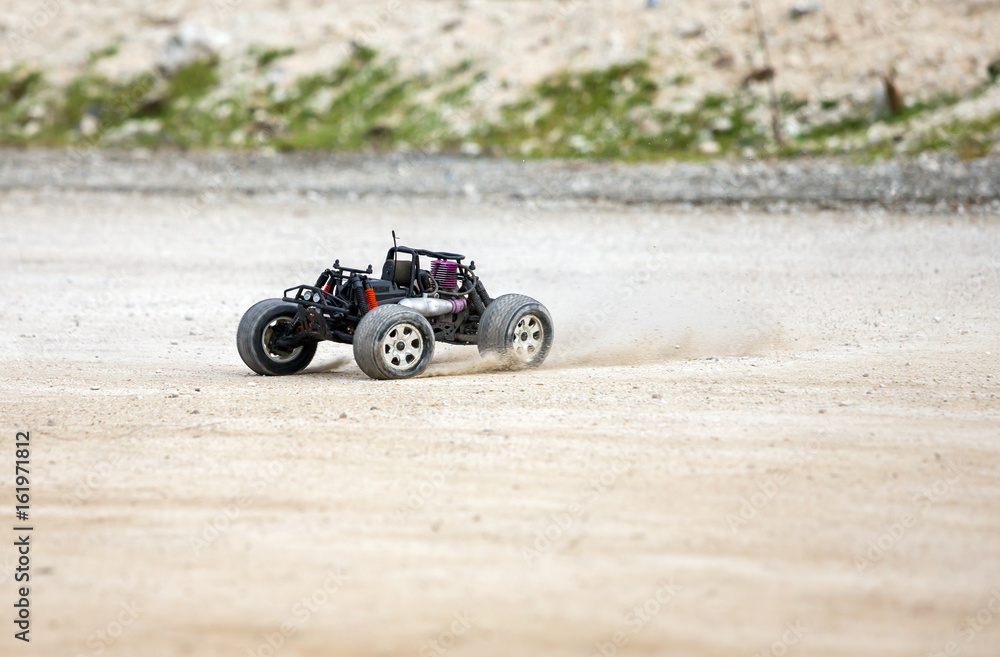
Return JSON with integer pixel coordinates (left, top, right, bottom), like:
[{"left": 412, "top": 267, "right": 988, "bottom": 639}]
[{"left": 2, "top": 181, "right": 1000, "bottom": 657}]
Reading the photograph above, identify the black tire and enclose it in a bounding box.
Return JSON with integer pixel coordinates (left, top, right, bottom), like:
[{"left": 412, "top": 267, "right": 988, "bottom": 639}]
[
  {"left": 237, "top": 299, "right": 317, "bottom": 376},
  {"left": 353, "top": 305, "right": 435, "bottom": 380},
  {"left": 477, "top": 294, "right": 553, "bottom": 369}
]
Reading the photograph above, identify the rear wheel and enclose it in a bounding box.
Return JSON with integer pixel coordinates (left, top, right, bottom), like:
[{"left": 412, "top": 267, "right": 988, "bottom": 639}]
[
  {"left": 237, "top": 299, "right": 317, "bottom": 376},
  {"left": 353, "top": 305, "right": 435, "bottom": 380},
  {"left": 477, "top": 294, "right": 553, "bottom": 369}
]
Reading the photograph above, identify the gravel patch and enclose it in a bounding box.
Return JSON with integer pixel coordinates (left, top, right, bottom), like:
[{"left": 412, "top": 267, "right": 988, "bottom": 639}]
[{"left": 1, "top": 148, "right": 998, "bottom": 211}]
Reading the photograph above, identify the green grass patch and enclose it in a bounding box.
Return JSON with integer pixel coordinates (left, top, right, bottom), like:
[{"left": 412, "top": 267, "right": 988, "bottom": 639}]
[
  {"left": 0, "top": 46, "right": 997, "bottom": 161},
  {"left": 253, "top": 46, "right": 296, "bottom": 69}
]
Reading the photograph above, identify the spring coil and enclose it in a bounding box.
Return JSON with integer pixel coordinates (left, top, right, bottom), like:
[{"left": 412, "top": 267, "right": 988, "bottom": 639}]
[{"left": 364, "top": 288, "right": 378, "bottom": 310}]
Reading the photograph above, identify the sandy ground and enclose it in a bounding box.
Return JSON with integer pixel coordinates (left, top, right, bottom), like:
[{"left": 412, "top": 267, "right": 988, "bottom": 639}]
[{"left": 1, "top": 186, "right": 1000, "bottom": 657}]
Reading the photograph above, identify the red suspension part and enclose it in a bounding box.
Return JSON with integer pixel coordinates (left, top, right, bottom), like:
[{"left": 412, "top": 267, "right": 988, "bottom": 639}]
[{"left": 364, "top": 287, "right": 378, "bottom": 310}]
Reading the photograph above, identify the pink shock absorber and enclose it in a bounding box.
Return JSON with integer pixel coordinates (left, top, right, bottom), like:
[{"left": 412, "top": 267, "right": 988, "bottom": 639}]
[
  {"left": 448, "top": 298, "right": 467, "bottom": 313},
  {"left": 430, "top": 260, "right": 459, "bottom": 290}
]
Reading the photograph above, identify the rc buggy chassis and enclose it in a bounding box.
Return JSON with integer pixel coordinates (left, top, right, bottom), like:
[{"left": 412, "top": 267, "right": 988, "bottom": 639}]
[{"left": 237, "top": 243, "right": 553, "bottom": 380}]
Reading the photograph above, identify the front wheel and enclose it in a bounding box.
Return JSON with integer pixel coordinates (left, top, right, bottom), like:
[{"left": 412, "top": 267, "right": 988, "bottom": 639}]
[
  {"left": 237, "top": 299, "right": 317, "bottom": 375},
  {"left": 477, "top": 294, "right": 553, "bottom": 369},
  {"left": 353, "top": 305, "right": 436, "bottom": 380}
]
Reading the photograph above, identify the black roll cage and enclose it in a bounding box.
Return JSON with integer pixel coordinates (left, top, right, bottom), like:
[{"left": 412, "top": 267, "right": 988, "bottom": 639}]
[{"left": 384, "top": 246, "right": 468, "bottom": 294}]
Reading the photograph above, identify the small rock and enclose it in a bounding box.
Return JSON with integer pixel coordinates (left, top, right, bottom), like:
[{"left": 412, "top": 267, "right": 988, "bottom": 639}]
[
  {"left": 79, "top": 114, "right": 99, "bottom": 137},
  {"left": 184, "top": 315, "right": 194, "bottom": 321},
  {"left": 170, "top": 340, "right": 179, "bottom": 345},
  {"left": 818, "top": 408, "right": 827, "bottom": 413},
  {"left": 698, "top": 140, "right": 721, "bottom": 155},
  {"left": 190, "top": 409, "right": 200, "bottom": 414},
  {"left": 839, "top": 400, "right": 852, "bottom": 406},
  {"left": 987, "top": 57, "right": 1000, "bottom": 82},
  {"left": 673, "top": 344, "right": 682, "bottom": 349},
  {"left": 789, "top": 2, "right": 821, "bottom": 19},
  {"left": 194, "top": 387, "right": 201, "bottom": 392},
  {"left": 674, "top": 19, "right": 704, "bottom": 39},
  {"left": 46, "top": 417, "right": 56, "bottom": 426},
  {"left": 248, "top": 381, "right": 257, "bottom": 387},
  {"left": 933, "top": 316, "right": 941, "bottom": 323},
  {"left": 459, "top": 142, "right": 483, "bottom": 156},
  {"left": 167, "top": 390, "right": 179, "bottom": 398},
  {"left": 90, "top": 385, "right": 100, "bottom": 391},
  {"left": 862, "top": 372, "right": 870, "bottom": 377},
  {"left": 711, "top": 117, "right": 734, "bottom": 133},
  {"left": 741, "top": 67, "right": 775, "bottom": 87},
  {"left": 711, "top": 49, "right": 735, "bottom": 69},
  {"left": 652, "top": 393, "right": 661, "bottom": 399},
  {"left": 157, "top": 25, "right": 230, "bottom": 77},
  {"left": 339, "top": 412, "right": 347, "bottom": 419},
  {"left": 370, "top": 406, "right": 378, "bottom": 410}
]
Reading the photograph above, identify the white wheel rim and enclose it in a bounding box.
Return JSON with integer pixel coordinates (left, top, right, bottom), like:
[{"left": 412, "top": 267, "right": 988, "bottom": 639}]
[
  {"left": 262, "top": 317, "right": 302, "bottom": 363},
  {"left": 381, "top": 322, "right": 425, "bottom": 372},
  {"left": 512, "top": 314, "right": 544, "bottom": 362}
]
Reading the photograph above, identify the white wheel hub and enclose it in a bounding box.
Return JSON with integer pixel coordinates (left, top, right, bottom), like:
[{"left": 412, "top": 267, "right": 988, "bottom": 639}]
[
  {"left": 381, "top": 322, "right": 425, "bottom": 372},
  {"left": 512, "top": 314, "right": 544, "bottom": 362}
]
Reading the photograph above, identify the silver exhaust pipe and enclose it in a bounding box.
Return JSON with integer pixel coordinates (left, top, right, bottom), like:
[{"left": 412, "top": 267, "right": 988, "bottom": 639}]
[{"left": 398, "top": 297, "right": 468, "bottom": 317}]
